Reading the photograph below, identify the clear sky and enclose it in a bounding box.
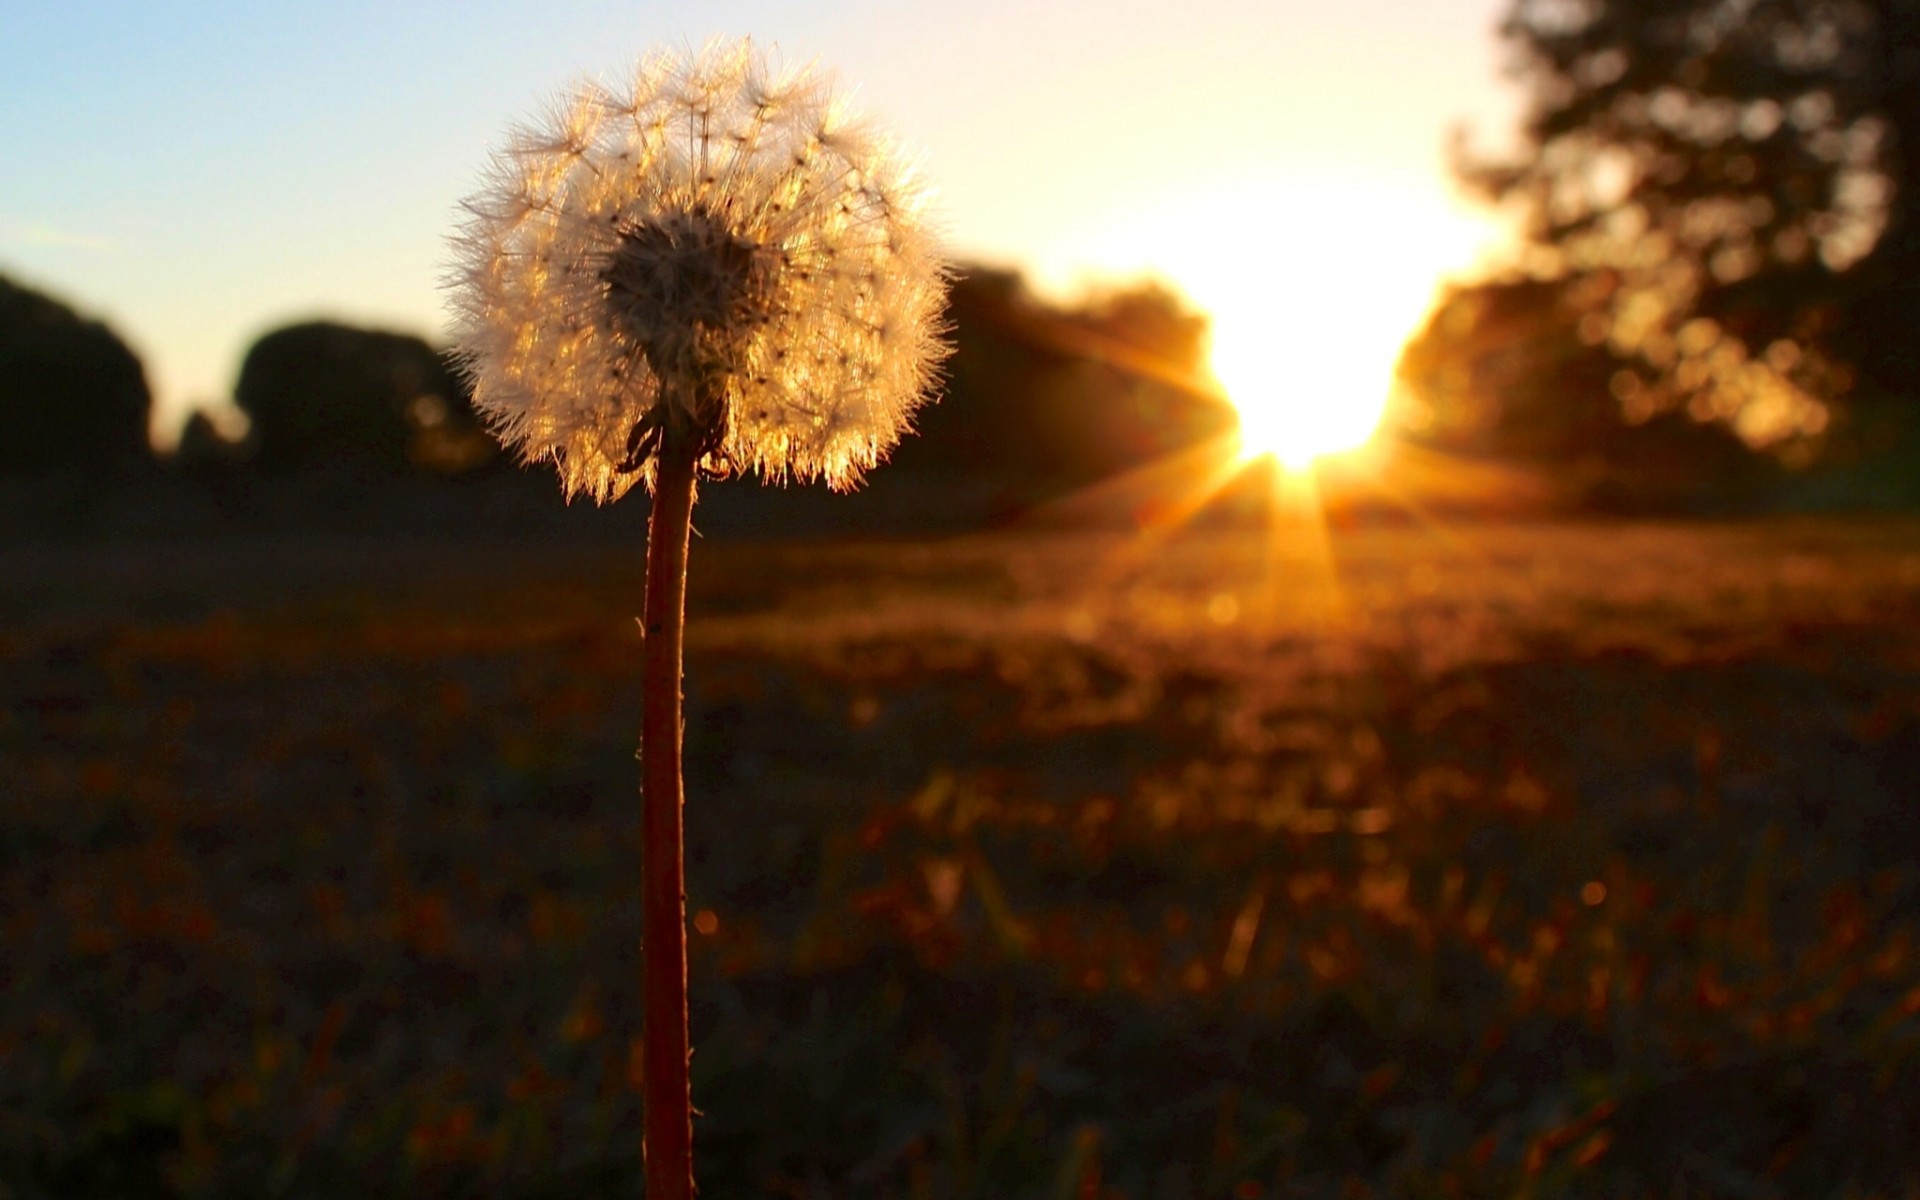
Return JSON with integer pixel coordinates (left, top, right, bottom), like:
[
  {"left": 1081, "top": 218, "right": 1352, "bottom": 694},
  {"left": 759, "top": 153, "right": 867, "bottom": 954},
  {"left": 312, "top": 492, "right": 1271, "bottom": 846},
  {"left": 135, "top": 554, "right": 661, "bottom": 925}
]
[{"left": 0, "top": 0, "right": 1518, "bottom": 444}]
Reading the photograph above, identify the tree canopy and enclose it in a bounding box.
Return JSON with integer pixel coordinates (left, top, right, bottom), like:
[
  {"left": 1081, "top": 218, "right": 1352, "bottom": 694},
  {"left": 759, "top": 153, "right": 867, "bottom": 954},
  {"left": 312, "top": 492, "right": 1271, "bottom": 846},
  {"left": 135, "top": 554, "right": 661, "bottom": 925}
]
[
  {"left": 0, "top": 273, "right": 151, "bottom": 473},
  {"left": 1397, "top": 275, "right": 1781, "bottom": 509},
  {"left": 233, "top": 321, "right": 490, "bottom": 473},
  {"left": 1467, "top": 0, "right": 1920, "bottom": 439},
  {"left": 887, "top": 268, "right": 1227, "bottom": 498}
]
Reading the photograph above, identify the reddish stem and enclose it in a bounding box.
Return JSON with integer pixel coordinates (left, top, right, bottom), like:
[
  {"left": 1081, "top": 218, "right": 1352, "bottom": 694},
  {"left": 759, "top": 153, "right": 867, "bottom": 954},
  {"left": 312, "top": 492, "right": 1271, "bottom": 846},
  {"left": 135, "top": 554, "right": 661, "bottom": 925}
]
[{"left": 641, "top": 429, "right": 698, "bottom": 1199}]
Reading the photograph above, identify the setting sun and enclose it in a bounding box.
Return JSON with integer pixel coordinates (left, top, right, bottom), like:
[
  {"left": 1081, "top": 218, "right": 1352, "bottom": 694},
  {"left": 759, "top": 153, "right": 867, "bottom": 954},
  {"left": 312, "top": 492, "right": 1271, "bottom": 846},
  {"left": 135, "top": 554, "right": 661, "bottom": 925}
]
[
  {"left": 1207, "top": 275, "right": 1402, "bottom": 468},
  {"left": 1039, "top": 176, "right": 1496, "bottom": 469}
]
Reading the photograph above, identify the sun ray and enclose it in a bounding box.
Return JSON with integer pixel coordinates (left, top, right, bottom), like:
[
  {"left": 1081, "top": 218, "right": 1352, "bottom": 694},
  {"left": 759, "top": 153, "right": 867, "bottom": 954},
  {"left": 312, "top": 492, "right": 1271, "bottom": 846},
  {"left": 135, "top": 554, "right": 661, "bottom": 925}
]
[
  {"left": 1000, "top": 173, "right": 1540, "bottom": 633},
  {"left": 1040, "top": 174, "right": 1495, "bottom": 471},
  {"left": 1014, "top": 432, "right": 1250, "bottom": 583}
]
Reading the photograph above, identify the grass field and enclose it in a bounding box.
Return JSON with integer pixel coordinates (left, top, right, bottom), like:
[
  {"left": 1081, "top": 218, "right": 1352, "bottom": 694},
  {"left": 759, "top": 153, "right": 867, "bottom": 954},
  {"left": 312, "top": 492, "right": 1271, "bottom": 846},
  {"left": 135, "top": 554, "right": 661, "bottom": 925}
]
[{"left": 6, "top": 518, "right": 1920, "bottom": 1198}]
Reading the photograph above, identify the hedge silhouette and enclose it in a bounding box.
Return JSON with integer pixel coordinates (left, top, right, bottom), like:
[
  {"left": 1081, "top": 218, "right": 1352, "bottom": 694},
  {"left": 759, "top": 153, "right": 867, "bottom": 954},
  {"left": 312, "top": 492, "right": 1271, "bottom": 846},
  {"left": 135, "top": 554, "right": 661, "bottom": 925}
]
[
  {"left": 1397, "top": 277, "right": 1780, "bottom": 511},
  {"left": 889, "top": 267, "right": 1228, "bottom": 499},
  {"left": 233, "top": 321, "right": 490, "bottom": 473},
  {"left": 0, "top": 273, "right": 151, "bottom": 473}
]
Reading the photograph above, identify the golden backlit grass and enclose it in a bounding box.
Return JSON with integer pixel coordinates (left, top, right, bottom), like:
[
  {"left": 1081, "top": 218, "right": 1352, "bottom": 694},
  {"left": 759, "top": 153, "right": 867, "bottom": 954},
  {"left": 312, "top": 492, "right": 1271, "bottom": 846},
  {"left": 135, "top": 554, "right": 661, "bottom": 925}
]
[{"left": 4, "top": 519, "right": 1920, "bottom": 1197}]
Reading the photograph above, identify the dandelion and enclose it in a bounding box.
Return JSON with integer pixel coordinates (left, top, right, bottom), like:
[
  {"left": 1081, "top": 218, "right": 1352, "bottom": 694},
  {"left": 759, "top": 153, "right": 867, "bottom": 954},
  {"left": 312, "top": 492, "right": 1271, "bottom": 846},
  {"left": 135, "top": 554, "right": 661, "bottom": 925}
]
[
  {"left": 446, "top": 38, "right": 948, "bottom": 501},
  {"left": 445, "top": 38, "right": 948, "bottom": 1199}
]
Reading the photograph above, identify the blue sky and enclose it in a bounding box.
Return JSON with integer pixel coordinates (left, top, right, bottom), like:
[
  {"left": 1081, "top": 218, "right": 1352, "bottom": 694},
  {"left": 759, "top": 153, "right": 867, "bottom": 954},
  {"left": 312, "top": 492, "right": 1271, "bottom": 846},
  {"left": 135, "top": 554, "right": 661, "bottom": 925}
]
[{"left": 1, "top": 0, "right": 1517, "bottom": 441}]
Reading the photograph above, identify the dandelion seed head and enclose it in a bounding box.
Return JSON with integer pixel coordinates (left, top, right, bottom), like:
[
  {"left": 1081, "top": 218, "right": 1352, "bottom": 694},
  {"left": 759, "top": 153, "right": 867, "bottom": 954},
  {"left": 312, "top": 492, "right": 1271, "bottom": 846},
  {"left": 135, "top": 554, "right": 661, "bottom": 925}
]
[{"left": 445, "top": 38, "right": 950, "bottom": 502}]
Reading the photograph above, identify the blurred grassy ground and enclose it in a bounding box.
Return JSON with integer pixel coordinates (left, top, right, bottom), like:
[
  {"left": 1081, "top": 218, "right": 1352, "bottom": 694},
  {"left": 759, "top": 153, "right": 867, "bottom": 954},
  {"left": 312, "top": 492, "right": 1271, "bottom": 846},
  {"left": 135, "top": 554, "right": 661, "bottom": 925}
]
[{"left": 4, "top": 519, "right": 1920, "bottom": 1198}]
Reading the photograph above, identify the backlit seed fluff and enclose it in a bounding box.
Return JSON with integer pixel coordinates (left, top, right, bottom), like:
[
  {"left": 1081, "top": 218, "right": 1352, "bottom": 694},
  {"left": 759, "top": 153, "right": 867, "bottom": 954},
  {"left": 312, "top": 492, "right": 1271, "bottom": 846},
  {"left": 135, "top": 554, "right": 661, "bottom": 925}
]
[{"left": 445, "top": 39, "right": 950, "bottom": 501}]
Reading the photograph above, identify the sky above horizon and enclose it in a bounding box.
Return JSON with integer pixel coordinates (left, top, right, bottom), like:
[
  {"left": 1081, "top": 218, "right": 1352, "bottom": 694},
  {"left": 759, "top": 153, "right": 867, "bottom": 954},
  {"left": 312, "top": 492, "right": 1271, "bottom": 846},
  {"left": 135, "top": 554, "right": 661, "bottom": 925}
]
[{"left": 1, "top": 0, "right": 1519, "bottom": 443}]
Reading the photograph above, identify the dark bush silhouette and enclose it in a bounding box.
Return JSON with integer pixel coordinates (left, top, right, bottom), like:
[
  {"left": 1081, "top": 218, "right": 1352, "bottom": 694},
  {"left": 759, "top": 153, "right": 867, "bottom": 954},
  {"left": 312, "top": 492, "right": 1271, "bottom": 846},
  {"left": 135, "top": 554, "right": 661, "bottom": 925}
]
[
  {"left": 1397, "top": 277, "right": 1779, "bottom": 511},
  {"left": 0, "top": 273, "right": 151, "bottom": 473},
  {"left": 233, "top": 321, "right": 492, "bottom": 473},
  {"left": 1396, "top": 278, "right": 1621, "bottom": 458},
  {"left": 171, "top": 409, "right": 246, "bottom": 472},
  {"left": 890, "top": 267, "right": 1228, "bottom": 501}
]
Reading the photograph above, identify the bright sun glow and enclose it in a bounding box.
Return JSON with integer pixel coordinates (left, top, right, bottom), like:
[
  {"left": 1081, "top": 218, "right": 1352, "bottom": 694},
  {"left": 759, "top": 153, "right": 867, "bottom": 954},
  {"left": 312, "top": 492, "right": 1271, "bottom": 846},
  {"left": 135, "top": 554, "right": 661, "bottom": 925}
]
[{"left": 1038, "top": 176, "right": 1496, "bottom": 469}]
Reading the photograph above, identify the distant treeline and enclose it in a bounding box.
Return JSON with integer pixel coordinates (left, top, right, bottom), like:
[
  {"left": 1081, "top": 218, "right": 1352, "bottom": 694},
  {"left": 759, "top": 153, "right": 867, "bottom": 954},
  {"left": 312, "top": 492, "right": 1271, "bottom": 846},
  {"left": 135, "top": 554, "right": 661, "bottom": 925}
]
[
  {"left": 17, "top": 0, "right": 1920, "bottom": 521},
  {"left": 1393, "top": 269, "right": 1920, "bottom": 514},
  {"left": 0, "top": 266, "right": 1225, "bottom": 519},
  {"left": 5, "top": 252, "right": 1918, "bottom": 528}
]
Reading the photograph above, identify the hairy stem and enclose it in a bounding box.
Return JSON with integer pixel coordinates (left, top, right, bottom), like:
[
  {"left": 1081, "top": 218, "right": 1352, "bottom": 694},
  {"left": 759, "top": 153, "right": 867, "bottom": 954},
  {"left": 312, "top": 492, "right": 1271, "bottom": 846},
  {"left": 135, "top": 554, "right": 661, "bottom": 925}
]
[{"left": 641, "top": 428, "right": 698, "bottom": 1199}]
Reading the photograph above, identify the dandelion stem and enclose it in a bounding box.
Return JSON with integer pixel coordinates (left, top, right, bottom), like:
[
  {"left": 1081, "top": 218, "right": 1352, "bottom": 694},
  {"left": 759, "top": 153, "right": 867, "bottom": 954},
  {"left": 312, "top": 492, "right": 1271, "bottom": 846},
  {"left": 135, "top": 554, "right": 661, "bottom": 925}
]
[{"left": 640, "top": 425, "right": 698, "bottom": 1200}]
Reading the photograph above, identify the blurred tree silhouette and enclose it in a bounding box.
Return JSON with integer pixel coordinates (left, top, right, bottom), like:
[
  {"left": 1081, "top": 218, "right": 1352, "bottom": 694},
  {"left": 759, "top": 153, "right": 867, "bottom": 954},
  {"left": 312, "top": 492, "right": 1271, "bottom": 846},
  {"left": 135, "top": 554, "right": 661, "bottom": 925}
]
[
  {"left": 0, "top": 272, "right": 151, "bottom": 472},
  {"left": 1467, "top": 0, "right": 1920, "bottom": 446},
  {"left": 1398, "top": 277, "right": 1780, "bottom": 510},
  {"left": 234, "top": 321, "right": 492, "bottom": 473},
  {"left": 1397, "top": 278, "right": 1619, "bottom": 457},
  {"left": 890, "top": 267, "right": 1228, "bottom": 501},
  {"left": 171, "top": 409, "right": 246, "bottom": 472}
]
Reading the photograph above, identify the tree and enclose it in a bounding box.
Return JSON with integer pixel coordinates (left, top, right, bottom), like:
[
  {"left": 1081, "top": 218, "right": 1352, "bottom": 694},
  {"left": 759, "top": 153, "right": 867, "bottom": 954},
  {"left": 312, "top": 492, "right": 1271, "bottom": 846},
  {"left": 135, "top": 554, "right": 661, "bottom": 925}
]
[
  {"left": 1468, "top": 0, "right": 1920, "bottom": 440},
  {"left": 233, "top": 321, "right": 491, "bottom": 473},
  {"left": 171, "top": 409, "right": 246, "bottom": 471},
  {"left": 1397, "top": 276, "right": 1781, "bottom": 509},
  {"left": 889, "top": 267, "right": 1227, "bottom": 498},
  {"left": 0, "top": 273, "right": 151, "bottom": 472},
  {"left": 1396, "top": 277, "right": 1621, "bottom": 458}
]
